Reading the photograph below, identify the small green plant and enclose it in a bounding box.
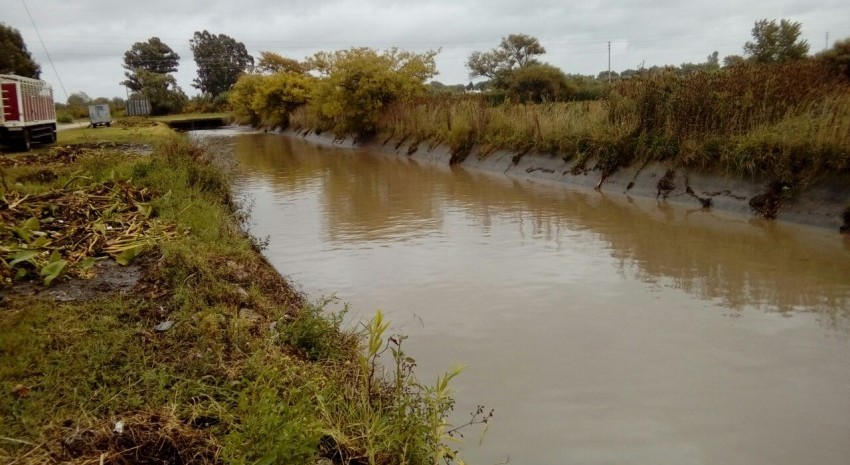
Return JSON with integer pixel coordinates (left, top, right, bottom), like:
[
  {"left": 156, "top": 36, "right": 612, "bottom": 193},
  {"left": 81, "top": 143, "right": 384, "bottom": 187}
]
[
  {"left": 278, "top": 300, "right": 349, "bottom": 361},
  {"left": 316, "top": 310, "right": 491, "bottom": 465},
  {"left": 56, "top": 111, "right": 73, "bottom": 124}
]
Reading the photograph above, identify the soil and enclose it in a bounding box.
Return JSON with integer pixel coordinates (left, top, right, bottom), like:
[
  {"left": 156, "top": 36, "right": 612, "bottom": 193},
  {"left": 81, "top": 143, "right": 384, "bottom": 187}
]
[
  {"left": 288, "top": 130, "right": 850, "bottom": 233},
  {"left": 0, "top": 259, "right": 143, "bottom": 304}
]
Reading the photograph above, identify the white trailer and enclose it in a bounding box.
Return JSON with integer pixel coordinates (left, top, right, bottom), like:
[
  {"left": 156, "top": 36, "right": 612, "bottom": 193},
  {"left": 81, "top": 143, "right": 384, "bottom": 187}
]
[
  {"left": 88, "top": 104, "right": 112, "bottom": 128},
  {"left": 0, "top": 74, "right": 57, "bottom": 151}
]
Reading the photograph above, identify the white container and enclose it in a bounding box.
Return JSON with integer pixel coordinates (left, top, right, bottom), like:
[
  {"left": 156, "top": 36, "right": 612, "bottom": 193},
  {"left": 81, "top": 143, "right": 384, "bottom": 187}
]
[{"left": 88, "top": 104, "right": 112, "bottom": 127}]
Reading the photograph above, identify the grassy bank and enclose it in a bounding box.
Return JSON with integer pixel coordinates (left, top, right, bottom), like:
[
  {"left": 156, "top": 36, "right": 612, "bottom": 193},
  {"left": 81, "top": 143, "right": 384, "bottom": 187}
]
[
  {"left": 361, "top": 62, "right": 850, "bottom": 183},
  {"left": 272, "top": 60, "right": 850, "bottom": 188},
  {"left": 1, "top": 124, "right": 476, "bottom": 464}
]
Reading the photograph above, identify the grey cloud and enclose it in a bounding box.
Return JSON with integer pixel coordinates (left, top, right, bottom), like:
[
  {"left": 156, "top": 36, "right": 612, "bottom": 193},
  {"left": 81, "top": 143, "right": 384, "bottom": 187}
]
[{"left": 2, "top": 0, "right": 849, "bottom": 98}]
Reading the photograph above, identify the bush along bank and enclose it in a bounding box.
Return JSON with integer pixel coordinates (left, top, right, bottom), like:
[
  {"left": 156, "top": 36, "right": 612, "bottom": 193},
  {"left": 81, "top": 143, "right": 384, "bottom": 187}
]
[
  {"left": 0, "top": 128, "right": 486, "bottom": 464},
  {"left": 230, "top": 51, "right": 850, "bottom": 231}
]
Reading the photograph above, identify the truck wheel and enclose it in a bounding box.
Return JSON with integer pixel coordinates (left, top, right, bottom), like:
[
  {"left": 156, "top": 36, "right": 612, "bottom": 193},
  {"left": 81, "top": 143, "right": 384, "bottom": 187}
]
[{"left": 19, "top": 130, "right": 32, "bottom": 151}]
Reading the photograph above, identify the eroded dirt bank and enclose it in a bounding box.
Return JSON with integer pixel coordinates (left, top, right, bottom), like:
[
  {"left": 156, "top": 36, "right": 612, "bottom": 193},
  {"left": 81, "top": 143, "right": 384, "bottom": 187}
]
[{"left": 286, "top": 130, "right": 850, "bottom": 233}]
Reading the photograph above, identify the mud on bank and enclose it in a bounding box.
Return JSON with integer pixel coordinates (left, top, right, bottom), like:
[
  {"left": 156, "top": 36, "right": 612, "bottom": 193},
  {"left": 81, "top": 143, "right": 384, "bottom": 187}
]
[{"left": 288, "top": 129, "right": 850, "bottom": 233}]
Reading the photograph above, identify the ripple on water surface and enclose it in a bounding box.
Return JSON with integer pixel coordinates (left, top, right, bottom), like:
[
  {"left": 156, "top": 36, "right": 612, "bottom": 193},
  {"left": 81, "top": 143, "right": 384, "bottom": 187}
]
[{"left": 225, "top": 132, "right": 850, "bottom": 465}]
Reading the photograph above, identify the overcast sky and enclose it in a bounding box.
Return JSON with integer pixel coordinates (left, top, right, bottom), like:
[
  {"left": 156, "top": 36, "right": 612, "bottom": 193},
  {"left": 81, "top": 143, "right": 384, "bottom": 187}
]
[{"left": 4, "top": 0, "right": 850, "bottom": 100}]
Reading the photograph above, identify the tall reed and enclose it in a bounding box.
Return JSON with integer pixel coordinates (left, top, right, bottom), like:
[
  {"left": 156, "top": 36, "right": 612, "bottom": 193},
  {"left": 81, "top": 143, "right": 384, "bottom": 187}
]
[{"left": 373, "top": 61, "right": 850, "bottom": 181}]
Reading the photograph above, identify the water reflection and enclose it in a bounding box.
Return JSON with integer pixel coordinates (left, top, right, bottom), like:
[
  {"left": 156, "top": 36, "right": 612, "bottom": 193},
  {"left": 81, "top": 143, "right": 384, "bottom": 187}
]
[
  {"left": 230, "top": 132, "right": 850, "bottom": 465},
  {"left": 234, "top": 133, "right": 850, "bottom": 322}
]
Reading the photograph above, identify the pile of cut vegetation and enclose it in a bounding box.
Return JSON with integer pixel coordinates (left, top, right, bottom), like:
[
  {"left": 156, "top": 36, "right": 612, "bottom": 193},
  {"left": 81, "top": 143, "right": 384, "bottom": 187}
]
[{"left": 1, "top": 180, "right": 177, "bottom": 285}]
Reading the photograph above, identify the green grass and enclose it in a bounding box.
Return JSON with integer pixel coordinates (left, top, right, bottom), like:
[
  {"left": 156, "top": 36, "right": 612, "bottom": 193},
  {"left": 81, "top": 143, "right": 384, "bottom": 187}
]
[
  {"left": 57, "top": 122, "right": 173, "bottom": 145},
  {"left": 288, "top": 61, "right": 850, "bottom": 185},
  {"left": 371, "top": 99, "right": 616, "bottom": 161},
  {"left": 1, "top": 130, "right": 474, "bottom": 464}
]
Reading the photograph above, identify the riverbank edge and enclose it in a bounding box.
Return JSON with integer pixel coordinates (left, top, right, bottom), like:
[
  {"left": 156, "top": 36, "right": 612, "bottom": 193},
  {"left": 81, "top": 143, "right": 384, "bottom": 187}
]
[
  {"left": 0, "top": 128, "right": 459, "bottom": 464},
  {"left": 284, "top": 129, "right": 850, "bottom": 233}
]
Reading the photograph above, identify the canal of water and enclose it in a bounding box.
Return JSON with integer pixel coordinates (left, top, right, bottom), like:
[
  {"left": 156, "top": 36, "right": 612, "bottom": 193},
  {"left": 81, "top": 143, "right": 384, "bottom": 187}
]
[{"left": 220, "top": 130, "right": 850, "bottom": 465}]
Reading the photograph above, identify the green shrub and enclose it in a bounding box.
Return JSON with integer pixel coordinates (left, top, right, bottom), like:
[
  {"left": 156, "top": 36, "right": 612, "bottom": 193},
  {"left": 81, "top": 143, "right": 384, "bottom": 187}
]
[
  {"left": 609, "top": 60, "right": 846, "bottom": 139},
  {"left": 184, "top": 93, "right": 231, "bottom": 113},
  {"left": 307, "top": 47, "right": 438, "bottom": 137},
  {"left": 230, "top": 71, "right": 313, "bottom": 129},
  {"left": 278, "top": 302, "right": 349, "bottom": 361},
  {"left": 56, "top": 111, "right": 73, "bottom": 123},
  {"left": 507, "top": 63, "right": 578, "bottom": 103}
]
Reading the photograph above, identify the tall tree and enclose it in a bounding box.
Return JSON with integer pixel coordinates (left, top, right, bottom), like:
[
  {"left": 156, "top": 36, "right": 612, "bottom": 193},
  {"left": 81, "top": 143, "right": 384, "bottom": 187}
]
[
  {"left": 256, "top": 51, "right": 304, "bottom": 75},
  {"left": 66, "top": 92, "right": 91, "bottom": 108},
  {"left": 743, "top": 19, "right": 810, "bottom": 63},
  {"left": 0, "top": 22, "right": 41, "bottom": 78},
  {"left": 65, "top": 92, "right": 92, "bottom": 118},
  {"left": 133, "top": 70, "right": 187, "bottom": 115},
  {"left": 706, "top": 51, "right": 720, "bottom": 69},
  {"left": 467, "top": 33, "right": 546, "bottom": 82},
  {"left": 499, "top": 33, "right": 546, "bottom": 68},
  {"left": 121, "top": 37, "right": 180, "bottom": 92},
  {"left": 723, "top": 55, "right": 746, "bottom": 67},
  {"left": 190, "top": 30, "right": 254, "bottom": 96}
]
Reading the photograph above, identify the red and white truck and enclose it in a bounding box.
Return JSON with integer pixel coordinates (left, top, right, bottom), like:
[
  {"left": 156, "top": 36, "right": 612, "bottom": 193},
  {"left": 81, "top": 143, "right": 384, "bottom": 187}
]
[{"left": 1, "top": 74, "right": 57, "bottom": 151}]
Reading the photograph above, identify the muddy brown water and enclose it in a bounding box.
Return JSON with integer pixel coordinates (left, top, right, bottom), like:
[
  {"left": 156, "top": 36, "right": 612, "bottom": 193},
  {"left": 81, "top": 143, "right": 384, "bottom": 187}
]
[{"left": 217, "top": 130, "right": 850, "bottom": 465}]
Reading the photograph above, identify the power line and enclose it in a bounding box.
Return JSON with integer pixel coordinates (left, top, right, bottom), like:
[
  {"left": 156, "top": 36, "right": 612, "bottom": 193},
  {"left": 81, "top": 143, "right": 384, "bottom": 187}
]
[
  {"left": 21, "top": 0, "right": 92, "bottom": 132},
  {"left": 20, "top": 0, "right": 70, "bottom": 103}
]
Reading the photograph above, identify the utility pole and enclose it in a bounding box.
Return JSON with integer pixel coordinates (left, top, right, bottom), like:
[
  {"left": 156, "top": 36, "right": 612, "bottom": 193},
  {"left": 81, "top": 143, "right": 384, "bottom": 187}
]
[
  {"left": 607, "top": 41, "right": 611, "bottom": 83},
  {"left": 825, "top": 32, "right": 830, "bottom": 52}
]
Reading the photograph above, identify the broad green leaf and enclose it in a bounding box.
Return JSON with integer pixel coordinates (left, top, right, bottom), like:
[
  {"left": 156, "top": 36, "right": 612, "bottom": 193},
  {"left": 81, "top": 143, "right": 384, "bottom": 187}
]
[
  {"left": 78, "top": 257, "right": 97, "bottom": 272},
  {"left": 115, "top": 245, "right": 146, "bottom": 266},
  {"left": 12, "top": 227, "right": 31, "bottom": 243},
  {"left": 14, "top": 217, "right": 42, "bottom": 243},
  {"left": 9, "top": 250, "right": 39, "bottom": 266},
  {"left": 49, "top": 249, "right": 61, "bottom": 262},
  {"left": 136, "top": 203, "right": 153, "bottom": 219},
  {"left": 41, "top": 259, "right": 67, "bottom": 286},
  {"left": 22, "top": 217, "right": 39, "bottom": 231},
  {"left": 30, "top": 236, "right": 50, "bottom": 248}
]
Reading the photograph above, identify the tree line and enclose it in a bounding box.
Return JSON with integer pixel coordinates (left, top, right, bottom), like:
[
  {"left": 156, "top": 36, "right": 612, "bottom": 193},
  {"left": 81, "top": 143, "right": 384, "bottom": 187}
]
[
  {"left": 0, "top": 23, "right": 256, "bottom": 116},
  {"left": 119, "top": 31, "right": 254, "bottom": 115},
  {"left": 465, "top": 19, "right": 849, "bottom": 103},
  {"left": 1, "top": 18, "right": 848, "bottom": 118}
]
